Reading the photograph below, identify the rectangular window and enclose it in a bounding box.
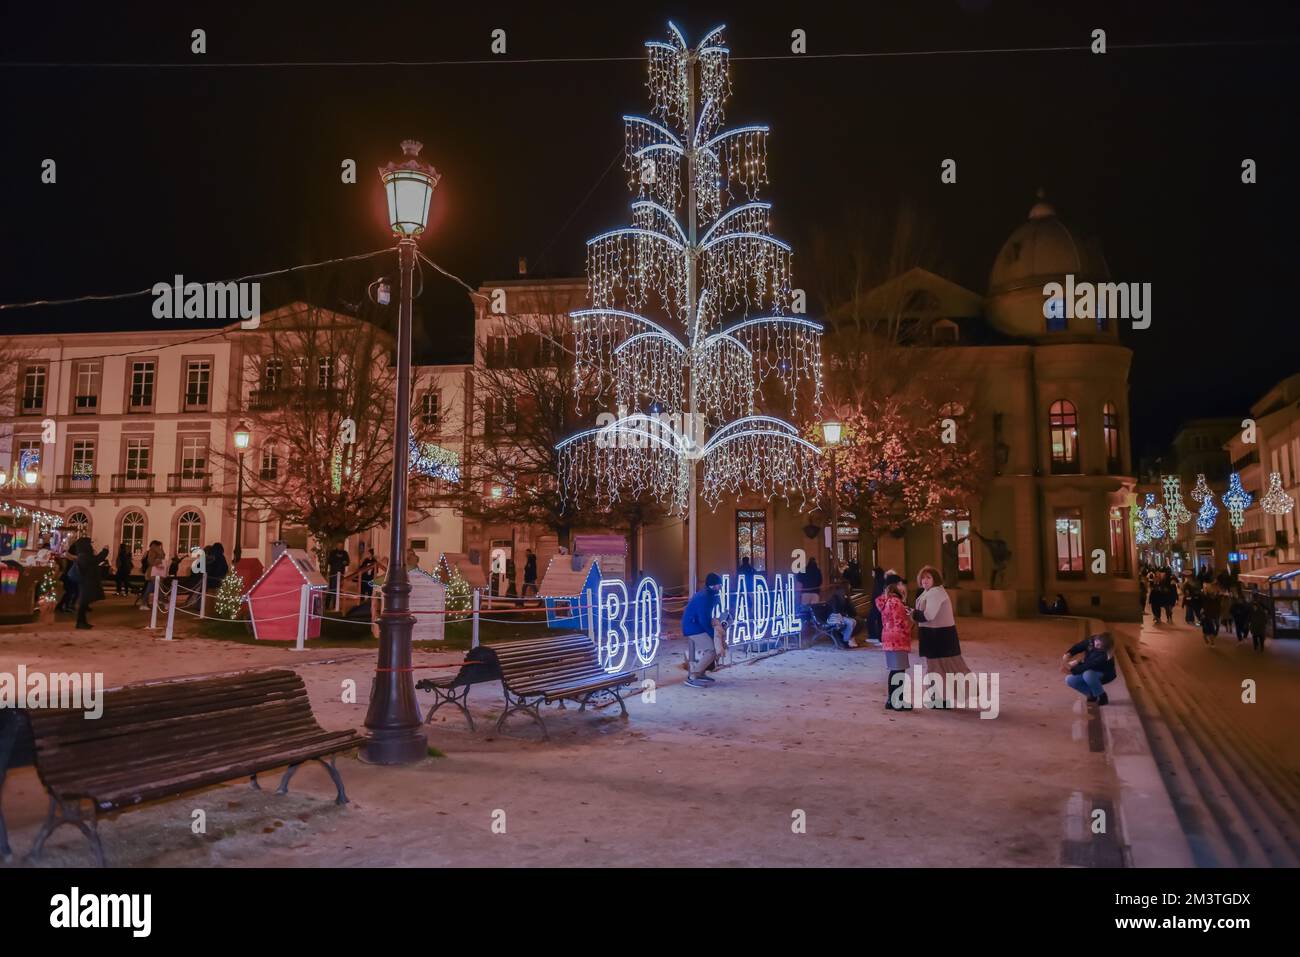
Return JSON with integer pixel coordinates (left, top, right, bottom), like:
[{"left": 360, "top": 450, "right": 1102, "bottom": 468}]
[
  {"left": 940, "top": 513, "right": 974, "bottom": 578},
  {"left": 71, "top": 440, "right": 95, "bottom": 475},
  {"left": 74, "top": 361, "right": 100, "bottom": 412},
  {"left": 317, "top": 356, "right": 335, "bottom": 391},
  {"left": 1103, "top": 405, "right": 1121, "bottom": 473},
  {"left": 180, "top": 436, "right": 207, "bottom": 477},
  {"left": 421, "top": 391, "right": 441, "bottom": 429},
  {"left": 487, "top": 396, "right": 517, "bottom": 434},
  {"left": 259, "top": 446, "right": 279, "bottom": 481},
  {"left": 1049, "top": 401, "right": 1080, "bottom": 474},
  {"left": 1054, "top": 507, "right": 1085, "bottom": 579},
  {"left": 125, "top": 438, "right": 151, "bottom": 478},
  {"left": 129, "top": 360, "right": 156, "bottom": 411},
  {"left": 1108, "top": 506, "right": 1130, "bottom": 575},
  {"left": 20, "top": 365, "right": 46, "bottom": 413},
  {"left": 736, "top": 509, "right": 768, "bottom": 573},
  {"left": 263, "top": 357, "right": 283, "bottom": 391},
  {"left": 185, "top": 359, "right": 211, "bottom": 409}
]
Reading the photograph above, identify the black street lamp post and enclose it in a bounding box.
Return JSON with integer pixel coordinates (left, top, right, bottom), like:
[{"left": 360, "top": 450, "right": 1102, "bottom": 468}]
[
  {"left": 361, "top": 140, "right": 440, "bottom": 765},
  {"left": 233, "top": 421, "right": 250, "bottom": 563}
]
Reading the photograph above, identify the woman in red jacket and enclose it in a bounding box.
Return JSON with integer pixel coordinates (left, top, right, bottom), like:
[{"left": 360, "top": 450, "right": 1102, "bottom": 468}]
[{"left": 876, "top": 573, "right": 913, "bottom": 710}]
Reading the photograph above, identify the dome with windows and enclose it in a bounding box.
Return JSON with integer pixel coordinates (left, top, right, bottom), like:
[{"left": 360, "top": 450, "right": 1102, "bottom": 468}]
[{"left": 987, "top": 190, "right": 1113, "bottom": 340}]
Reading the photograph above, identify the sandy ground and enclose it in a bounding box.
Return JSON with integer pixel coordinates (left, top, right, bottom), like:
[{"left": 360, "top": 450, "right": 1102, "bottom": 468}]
[{"left": 1, "top": 603, "right": 1118, "bottom": 867}]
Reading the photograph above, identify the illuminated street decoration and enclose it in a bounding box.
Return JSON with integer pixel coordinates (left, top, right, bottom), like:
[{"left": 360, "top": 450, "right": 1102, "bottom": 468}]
[
  {"left": 1189, "top": 473, "right": 1211, "bottom": 504},
  {"left": 1222, "top": 472, "right": 1253, "bottom": 530},
  {"left": 1195, "top": 489, "right": 1219, "bottom": 533},
  {"left": 1260, "top": 471, "right": 1295, "bottom": 516},
  {"left": 1138, "top": 493, "right": 1166, "bottom": 542},
  {"left": 716, "top": 573, "right": 801, "bottom": 643},
  {"left": 594, "top": 575, "right": 662, "bottom": 673},
  {"left": 558, "top": 23, "right": 823, "bottom": 573},
  {"left": 1161, "top": 475, "right": 1192, "bottom": 532},
  {"left": 408, "top": 436, "right": 460, "bottom": 482}
]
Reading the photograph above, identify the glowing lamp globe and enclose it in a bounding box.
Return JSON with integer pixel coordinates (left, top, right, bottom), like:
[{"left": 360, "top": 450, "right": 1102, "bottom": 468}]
[
  {"left": 822, "top": 420, "right": 842, "bottom": 446},
  {"left": 0, "top": 468, "right": 6, "bottom": 486},
  {"left": 25, "top": 467, "right": 38, "bottom": 486},
  {"left": 234, "top": 421, "right": 252, "bottom": 451},
  {"left": 379, "top": 140, "right": 441, "bottom": 238}
]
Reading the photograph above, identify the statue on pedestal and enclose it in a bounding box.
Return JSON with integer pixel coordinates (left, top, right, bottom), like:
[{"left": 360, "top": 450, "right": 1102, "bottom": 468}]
[{"left": 972, "top": 528, "right": 1012, "bottom": 589}]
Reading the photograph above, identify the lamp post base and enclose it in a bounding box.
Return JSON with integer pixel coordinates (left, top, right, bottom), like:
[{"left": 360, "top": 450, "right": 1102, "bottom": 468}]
[{"left": 358, "top": 726, "right": 428, "bottom": 765}]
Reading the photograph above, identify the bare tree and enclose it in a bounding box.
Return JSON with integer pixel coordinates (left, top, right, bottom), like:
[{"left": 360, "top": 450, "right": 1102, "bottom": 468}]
[{"left": 222, "top": 304, "right": 441, "bottom": 559}]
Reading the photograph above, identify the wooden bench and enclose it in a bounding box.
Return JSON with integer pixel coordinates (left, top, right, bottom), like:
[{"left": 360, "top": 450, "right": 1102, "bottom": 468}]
[
  {"left": 849, "top": 590, "right": 873, "bottom": 623},
  {"left": 474, "top": 634, "right": 637, "bottom": 740},
  {"left": 2, "top": 669, "right": 363, "bottom": 865}
]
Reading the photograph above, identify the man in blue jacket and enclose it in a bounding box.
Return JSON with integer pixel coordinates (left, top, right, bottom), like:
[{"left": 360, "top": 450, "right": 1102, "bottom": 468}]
[
  {"left": 1061, "top": 632, "right": 1117, "bottom": 706},
  {"left": 683, "top": 573, "right": 724, "bottom": 689}
]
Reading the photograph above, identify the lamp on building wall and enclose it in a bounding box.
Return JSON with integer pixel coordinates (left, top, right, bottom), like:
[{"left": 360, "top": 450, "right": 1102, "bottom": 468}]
[
  {"left": 363, "top": 140, "right": 441, "bottom": 766},
  {"left": 24, "top": 466, "right": 38, "bottom": 486},
  {"left": 233, "top": 421, "right": 251, "bottom": 563}
]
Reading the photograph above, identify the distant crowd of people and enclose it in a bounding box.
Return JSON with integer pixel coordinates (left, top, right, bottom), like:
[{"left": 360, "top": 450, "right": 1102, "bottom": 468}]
[{"left": 1140, "top": 563, "right": 1269, "bottom": 651}]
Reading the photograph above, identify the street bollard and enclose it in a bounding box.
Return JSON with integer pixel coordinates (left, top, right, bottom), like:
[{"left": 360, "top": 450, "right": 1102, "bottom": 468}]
[
  {"left": 148, "top": 575, "right": 160, "bottom": 630},
  {"left": 471, "top": 588, "right": 480, "bottom": 649},
  {"left": 295, "top": 583, "right": 310, "bottom": 652}
]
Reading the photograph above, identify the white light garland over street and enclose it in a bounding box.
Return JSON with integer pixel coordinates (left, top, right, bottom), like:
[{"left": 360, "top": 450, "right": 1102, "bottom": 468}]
[{"left": 559, "top": 23, "right": 824, "bottom": 580}]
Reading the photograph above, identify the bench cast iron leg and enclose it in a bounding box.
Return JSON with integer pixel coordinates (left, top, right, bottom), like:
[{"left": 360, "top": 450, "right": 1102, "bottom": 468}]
[
  {"left": 27, "top": 796, "right": 105, "bottom": 867},
  {"left": 250, "top": 771, "right": 262, "bottom": 791},
  {"left": 424, "top": 685, "right": 475, "bottom": 731},
  {"left": 277, "top": 756, "right": 350, "bottom": 805},
  {"left": 496, "top": 689, "right": 549, "bottom": 741}
]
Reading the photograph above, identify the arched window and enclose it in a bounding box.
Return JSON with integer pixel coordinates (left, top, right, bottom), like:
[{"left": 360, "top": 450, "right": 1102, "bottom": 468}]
[
  {"left": 120, "top": 510, "right": 145, "bottom": 556},
  {"left": 1049, "top": 400, "right": 1080, "bottom": 474},
  {"left": 66, "top": 511, "right": 91, "bottom": 540},
  {"left": 176, "top": 510, "right": 203, "bottom": 555},
  {"left": 1103, "top": 403, "right": 1121, "bottom": 473}
]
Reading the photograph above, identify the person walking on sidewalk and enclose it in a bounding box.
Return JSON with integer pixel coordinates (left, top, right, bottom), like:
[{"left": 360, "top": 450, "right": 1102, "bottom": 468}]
[
  {"left": 1250, "top": 599, "right": 1269, "bottom": 652},
  {"left": 877, "top": 573, "right": 913, "bottom": 710},
  {"left": 682, "top": 573, "right": 724, "bottom": 689},
  {"left": 913, "top": 565, "right": 971, "bottom": 709},
  {"left": 1182, "top": 574, "right": 1202, "bottom": 625},
  {"left": 73, "top": 537, "right": 107, "bottom": 630},
  {"left": 1061, "top": 632, "right": 1117, "bottom": 706},
  {"left": 1230, "top": 590, "right": 1251, "bottom": 642},
  {"left": 114, "top": 542, "right": 132, "bottom": 596},
  {"left": 1200, "top": 583, "right": 1223, "bottom": 646}
]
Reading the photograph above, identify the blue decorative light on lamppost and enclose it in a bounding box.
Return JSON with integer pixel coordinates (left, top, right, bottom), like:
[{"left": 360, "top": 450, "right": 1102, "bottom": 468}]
[{"left": 362, "top": 140, "right": 441, "bottom": 765}]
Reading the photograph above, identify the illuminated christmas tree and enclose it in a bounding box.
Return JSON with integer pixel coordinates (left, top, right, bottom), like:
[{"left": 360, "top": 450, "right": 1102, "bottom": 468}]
[
  {"left": 557, "top": 22, "right": 823, "bottom": 589},
  {"left": 215, "top": 572, "right": 245, "bottom": 619}
]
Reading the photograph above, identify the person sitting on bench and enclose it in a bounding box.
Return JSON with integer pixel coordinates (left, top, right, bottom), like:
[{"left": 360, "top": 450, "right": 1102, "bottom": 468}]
[
  {"left": 683, "top": 573, "right": 724, "bottom": 689},
  {"left": 825, "top": 582, "right": 858, "bottom": 648}
]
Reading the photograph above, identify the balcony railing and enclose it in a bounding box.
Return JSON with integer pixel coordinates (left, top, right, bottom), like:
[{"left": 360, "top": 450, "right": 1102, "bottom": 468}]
[
  {"left": 246, "top": 388, "right": 284, "bottom": 411},
  {"left": 111, "top": 473, "right": 155, "bottom": 494},
  {"left": 167, "top": 472, "right": 211, "bottom": 493},
  {"left": 56, "top": 473, "right": 99, "bottom": 494},
  {"left": 73, "top": 394, "right": 99, "bottom": 413}
]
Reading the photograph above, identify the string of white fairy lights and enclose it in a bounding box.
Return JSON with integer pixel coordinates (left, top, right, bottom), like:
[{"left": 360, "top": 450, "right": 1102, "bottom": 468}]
[{"left": 559, "top": 22, "right": 824, "bottom": 515}]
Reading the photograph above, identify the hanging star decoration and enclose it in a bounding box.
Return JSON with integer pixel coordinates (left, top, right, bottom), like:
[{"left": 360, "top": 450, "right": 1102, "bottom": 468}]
[
  {"left": 1222, "top": 471, "right": 1253, "bottom": 529},
  {"left": 1259, "top": 471, "right": 1295, "bottom": 516},
  {"left": 557, "top": 22, "right": 823, "bottom": 516}
]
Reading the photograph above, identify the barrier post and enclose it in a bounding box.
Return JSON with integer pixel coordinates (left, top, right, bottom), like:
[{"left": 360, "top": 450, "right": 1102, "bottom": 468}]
[
  {"left": 586, "top": 588, "right": 597, "bottom": 662},
  {"left": 148, "top": 575, "right": 160, "bottom": 630},
  {"left": 471, "top": 588, "right": 480, "bottom": 649},
  {"left": 164, "top": 578, "right": 178, "bottom": 641},
  {"left": 334, "top": 572, "right": 342, "bottom": 612},
  {"left": 198, "top": 571, "right": 207, "bottom": 620},
  {"left": 295, "top": 583, "right": 310, "bottom": 652}
]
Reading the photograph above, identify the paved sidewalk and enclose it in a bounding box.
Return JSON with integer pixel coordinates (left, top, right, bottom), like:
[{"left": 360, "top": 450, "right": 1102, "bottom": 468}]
[{"left": 2, "top": 615, "right": 1127, "bottom": 867}]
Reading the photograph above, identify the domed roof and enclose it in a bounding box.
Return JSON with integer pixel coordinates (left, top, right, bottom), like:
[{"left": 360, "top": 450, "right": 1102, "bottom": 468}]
[{"left": 988, "top": 190, "right": 1108, "bottom": 297}]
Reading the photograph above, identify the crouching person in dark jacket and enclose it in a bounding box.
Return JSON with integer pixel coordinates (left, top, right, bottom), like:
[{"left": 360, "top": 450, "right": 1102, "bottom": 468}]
[{"left": 1061, "top": 632, "right": 1117, "bottom": 706}]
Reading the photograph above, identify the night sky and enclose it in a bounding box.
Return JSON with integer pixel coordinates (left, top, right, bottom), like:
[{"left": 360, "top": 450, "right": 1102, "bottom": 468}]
[{"left": 1, "top": 1, "right": 1296, "bottom": 459}]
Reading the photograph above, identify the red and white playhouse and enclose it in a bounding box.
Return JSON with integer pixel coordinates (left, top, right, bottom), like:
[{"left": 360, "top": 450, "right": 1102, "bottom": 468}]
[{"left": 246, "top": 548, "right": 327, "bottom": 642}]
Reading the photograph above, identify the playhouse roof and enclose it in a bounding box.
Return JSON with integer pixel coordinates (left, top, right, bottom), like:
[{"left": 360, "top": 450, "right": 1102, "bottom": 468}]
[
  {"left": 539, "top": 556, "right": 600, "bottom": 598},
  {"left": 248, "top": 548, "right": 326, "bottom": 593}
]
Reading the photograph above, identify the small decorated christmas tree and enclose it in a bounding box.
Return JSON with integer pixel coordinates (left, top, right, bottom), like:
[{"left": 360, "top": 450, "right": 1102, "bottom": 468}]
[{"left": 215, "top": 572, "right": 245, "bottom": 620}]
